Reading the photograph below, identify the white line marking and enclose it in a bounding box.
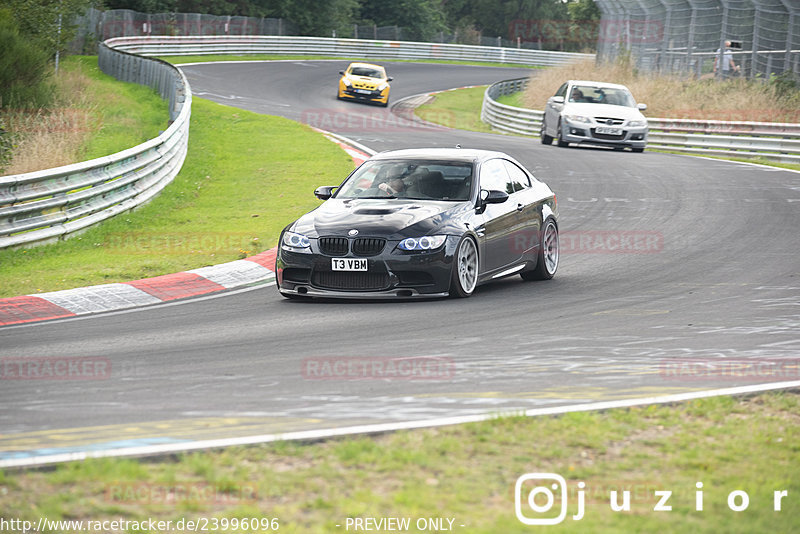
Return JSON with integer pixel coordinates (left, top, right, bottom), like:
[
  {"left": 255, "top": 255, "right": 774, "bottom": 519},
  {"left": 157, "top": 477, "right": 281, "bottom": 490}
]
[
  {"left": 0, "top": 280, "right": 275, "bottom": 331},
  {"left": 3, "top": 379, "right": 798, "bottom": 468}
]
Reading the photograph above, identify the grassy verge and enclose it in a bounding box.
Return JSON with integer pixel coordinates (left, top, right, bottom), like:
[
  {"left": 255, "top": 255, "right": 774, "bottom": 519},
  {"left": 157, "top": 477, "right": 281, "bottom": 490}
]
[
  {"left": 1, "top": 391, "right": 798, "bottom": 533},
  {"left": 415, "top": 86, "right": 495, "bottom": 134},
  {"left": 1, "top": 56, "right": 167, "bottom": 175},
  {"left": 0, "top": 97, "right": 353, "bottom": 298},
  {"left": 161, "top": 54, "right": 544, "bottom": 69},
  {"left": 495, "top": 91, "right": 524, "bottom": 108}
]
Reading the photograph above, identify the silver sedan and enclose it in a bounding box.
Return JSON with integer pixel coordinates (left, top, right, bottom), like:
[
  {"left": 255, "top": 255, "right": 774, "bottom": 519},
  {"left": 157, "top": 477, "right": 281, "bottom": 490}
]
[{"left": 541, "top": 80, "right": 648, "bottom": 152}]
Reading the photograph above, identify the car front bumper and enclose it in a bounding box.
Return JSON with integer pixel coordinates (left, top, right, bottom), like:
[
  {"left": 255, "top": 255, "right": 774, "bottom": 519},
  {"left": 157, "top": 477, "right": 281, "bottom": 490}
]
[
  {"left": 276, "top": 236, "right": 458, "bottom": 299},
  {"left": 562, "top": 121, "right": 648, "bottom": 149},
  {"left": 339, "top": 86, "right": 389, "bottom": 103}
]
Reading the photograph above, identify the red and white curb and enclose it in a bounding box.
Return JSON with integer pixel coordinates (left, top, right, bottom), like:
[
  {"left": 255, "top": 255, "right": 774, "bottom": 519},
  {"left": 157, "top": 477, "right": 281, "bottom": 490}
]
[
  {"left": 0, "top": 249, "right": 278, "bottom": 326},
  {"left": 0, "top": 131, "right": 375, "bottom": 327}
]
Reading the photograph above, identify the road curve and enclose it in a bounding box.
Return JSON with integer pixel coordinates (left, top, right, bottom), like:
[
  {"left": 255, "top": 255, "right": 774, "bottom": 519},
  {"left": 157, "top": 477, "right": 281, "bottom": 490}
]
[{"left": 1, "top": 60, "right": 799, "bottom": 462}]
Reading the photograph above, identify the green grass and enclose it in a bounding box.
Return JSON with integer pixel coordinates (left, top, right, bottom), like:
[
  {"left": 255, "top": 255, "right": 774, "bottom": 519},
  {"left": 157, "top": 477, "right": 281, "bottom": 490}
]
[
  {"left": 495, "top": 91, "right": 525, "bottom": 108},
  {"left": 0, "top": 98, "right": 353, "bottom": 297},
  {"left": 1, "top": 391, "right": 798, "bottom": 532},
  {"left": 70, "top": 56, "right": 169, "bottom": 161},
  {"left": 161, "top": 55, "right": 544, "bottom": 69},
  {"left": 415, "top": 86, "right": 495, "bottom": 134}
]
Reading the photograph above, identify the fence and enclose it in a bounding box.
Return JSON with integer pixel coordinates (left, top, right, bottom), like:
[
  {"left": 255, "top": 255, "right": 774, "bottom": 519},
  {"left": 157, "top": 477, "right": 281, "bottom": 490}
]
[
  {"left": 481, "top": 78, "right": 800, "bottom": 164},
  {"left": 593, "top": 0, "right": 800, "bottom": 79},
  {"left": 0, "top": 44, "right": 190, "bottom": 249},
  {"left": 102, "top": 35, "right": 594, "bottom": 67}
]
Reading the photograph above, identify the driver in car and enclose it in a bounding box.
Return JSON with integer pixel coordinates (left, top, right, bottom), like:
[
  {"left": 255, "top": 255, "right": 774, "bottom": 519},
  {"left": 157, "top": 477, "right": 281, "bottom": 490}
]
[
  {"left": 570, "top": 87, "right": 586, "bottom": 102},
  {"left": 378, "top": 178, "right": 405, "bottom": 196}
]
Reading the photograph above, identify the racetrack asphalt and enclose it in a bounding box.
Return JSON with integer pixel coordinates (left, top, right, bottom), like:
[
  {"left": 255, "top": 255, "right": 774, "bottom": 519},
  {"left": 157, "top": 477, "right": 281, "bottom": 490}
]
[{"left": 1, "top": 60, "right": 799, "bottom": 465}]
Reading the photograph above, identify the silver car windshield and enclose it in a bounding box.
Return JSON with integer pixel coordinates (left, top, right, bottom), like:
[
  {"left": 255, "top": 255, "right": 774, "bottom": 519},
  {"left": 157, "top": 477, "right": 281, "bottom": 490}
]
[
  {"left": 569, "top": 85, "right": 636, "bottom": 107},
  {"left": 335, "top": 160, "right": 473, "bottom": 201}
]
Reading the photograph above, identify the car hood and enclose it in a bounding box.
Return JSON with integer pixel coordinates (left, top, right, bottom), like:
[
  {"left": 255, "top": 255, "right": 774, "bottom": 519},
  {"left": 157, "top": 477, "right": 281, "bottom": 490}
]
[
  {"left": 291, "top": 198, "right": 469, "bottom": 238},
  {"left": 564, "top": 102, "right": 646, "bottom": 122},
  {"left": 343, "top": 74, "right": 385, "bottom": 90}
]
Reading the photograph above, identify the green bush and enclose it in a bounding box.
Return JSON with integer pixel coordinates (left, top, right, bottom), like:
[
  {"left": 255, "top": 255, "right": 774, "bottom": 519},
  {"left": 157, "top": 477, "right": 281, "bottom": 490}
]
[{"left": 0, "top": 9, "right": 53, "bottom": 109}]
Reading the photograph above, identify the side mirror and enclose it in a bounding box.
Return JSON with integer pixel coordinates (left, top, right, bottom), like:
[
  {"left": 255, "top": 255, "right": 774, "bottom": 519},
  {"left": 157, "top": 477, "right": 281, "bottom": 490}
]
[
  {"left": 481, "top": 189, "right": 509, "bottom": 204},
  {"left": 551, "top": 95, "right": 565, "bottom": 104},
  {"left": 339, "top": 71, "right": 345, "bottom": 76},
  {"left": 314, "top": 186, "right": 337, "bottom": 200},
  {"left": 387, "top": 76, "right": 394, "bottom": 82},
  {"left": 637, "top": 103, "right": 647, "bottom": 111}
]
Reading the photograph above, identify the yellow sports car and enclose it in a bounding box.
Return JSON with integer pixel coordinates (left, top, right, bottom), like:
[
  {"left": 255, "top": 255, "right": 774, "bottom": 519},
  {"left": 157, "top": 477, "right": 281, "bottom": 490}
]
[{"left": 337, "top": 62, "right": 392, "bottom": 107}]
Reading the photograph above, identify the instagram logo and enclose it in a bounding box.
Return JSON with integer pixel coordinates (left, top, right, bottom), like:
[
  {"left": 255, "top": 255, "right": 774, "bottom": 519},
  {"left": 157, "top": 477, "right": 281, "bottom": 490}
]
[{"left": 515, "top": 473, "right": 585, "bottom": 525}]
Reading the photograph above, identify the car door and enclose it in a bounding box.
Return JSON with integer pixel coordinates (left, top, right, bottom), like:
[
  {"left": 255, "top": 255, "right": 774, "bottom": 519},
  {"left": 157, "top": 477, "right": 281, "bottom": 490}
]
[
  {"left": 477, "top": 158, "right": 522, "bottom": 273},
  {"left": 545, "top": 82, "right": 568, "bottom": 136},
  {"left": 503, "top": 159, "right": 542, "bottom": 261}
]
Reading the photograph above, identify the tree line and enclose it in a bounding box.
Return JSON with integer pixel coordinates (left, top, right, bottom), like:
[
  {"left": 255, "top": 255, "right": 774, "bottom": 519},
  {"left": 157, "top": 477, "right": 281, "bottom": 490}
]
[
  {"left": 102, "top": 0, "right": 601, "bottom": 46},
  {"left": 0, "top": 0, "right": 601, "bottom": 110}
]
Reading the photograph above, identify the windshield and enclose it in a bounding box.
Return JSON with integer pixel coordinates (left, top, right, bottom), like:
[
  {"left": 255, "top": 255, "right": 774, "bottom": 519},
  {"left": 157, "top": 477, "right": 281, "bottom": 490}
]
[
  {"left": 335, "top": 159, "right": 474, "bottom": 201},
  {"left": 349, "top": 67, "right": 385, "bottom": 79},
  {"left": 568, "top": 85, "right": 636, "bottom": 107}
]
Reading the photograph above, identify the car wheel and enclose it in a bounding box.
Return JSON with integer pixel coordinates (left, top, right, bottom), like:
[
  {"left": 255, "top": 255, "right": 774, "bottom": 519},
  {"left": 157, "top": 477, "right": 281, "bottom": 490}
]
[
  {"left": 556, "top": 121, "right": 569, "bottom": 147},
  {"left": 632, "top": 147, "right": 645, "bottom": 153},
  {"left": 450, "top": 236, "right": 478, "bottom": 298},
  {"left": 541, "top": 120, "right": 553, "bottom": 145},
  {"left": 521, "top": 218, "right": 559, "bottom": 281}
]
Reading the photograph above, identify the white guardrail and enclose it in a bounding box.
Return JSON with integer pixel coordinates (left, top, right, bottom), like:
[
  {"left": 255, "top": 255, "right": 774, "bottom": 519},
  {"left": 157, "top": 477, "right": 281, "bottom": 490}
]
[
  {"left": 0, "top": 43, "right": 191, "bottom": 249},
  {"left": 481, "top": 78, "right": 800, "bottom": 165},
  {"left": 0, "top": 37, "right": 591, "bottom": 250},
  {"left": 103, "top": 35, "right": 595, "bottom": 66}
]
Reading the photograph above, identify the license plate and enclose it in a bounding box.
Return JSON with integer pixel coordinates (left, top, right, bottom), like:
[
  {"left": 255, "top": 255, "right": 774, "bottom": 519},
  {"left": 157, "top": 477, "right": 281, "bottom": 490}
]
[
  {"left": 596, "top": 127, "right": 622, "bottom": 135},
  {"left": 354, "top": 89, "right": 372, "bottom": 94},
  {"left": 331, "top": 258, "right": 368, "bottom": 271}
]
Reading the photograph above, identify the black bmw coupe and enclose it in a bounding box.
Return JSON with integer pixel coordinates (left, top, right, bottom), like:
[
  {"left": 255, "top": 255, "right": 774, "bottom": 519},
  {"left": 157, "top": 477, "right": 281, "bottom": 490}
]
[{"left": 276, "top": 148, "right": 559, "bottom": 299}]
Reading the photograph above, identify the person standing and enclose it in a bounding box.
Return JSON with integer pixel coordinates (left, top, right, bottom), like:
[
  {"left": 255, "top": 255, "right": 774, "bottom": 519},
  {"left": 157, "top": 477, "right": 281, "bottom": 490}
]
[{"left": 714, "top": 40, "right": 740, "bottom": 78}]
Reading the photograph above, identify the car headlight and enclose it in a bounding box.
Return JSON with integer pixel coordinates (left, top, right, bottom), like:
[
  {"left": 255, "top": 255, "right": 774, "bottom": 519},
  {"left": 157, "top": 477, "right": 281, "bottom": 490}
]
[
  {"left": 564, "top": 115, "right": 592, "bottom": 124},
  {"left": 282, "top": 231, "right": 311, "bottom": 249},
  {"left": 627, "top": 120, "right": 647, "bottom": 127},
  {"left": 377, "top": 83, "right": 389, "bottom": 91},
  {"left": 398, "top": 235, "right": 447, "bottom": 251},
  {"left": 342, "top": 79, "right": 351, "bottom": 87}
]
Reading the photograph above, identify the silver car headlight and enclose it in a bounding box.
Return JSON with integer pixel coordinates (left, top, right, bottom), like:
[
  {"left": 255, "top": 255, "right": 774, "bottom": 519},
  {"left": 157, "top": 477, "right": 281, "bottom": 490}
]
[
  {"left": 627, "top": 120, "right": 647, "bottom": 127},
  {"left": 377, "top": 83, "right": 389, "bottom": 91},
  {"left": 564, "top": 115, "right": 592, "bottom": 124},
  {"left": 342, "top": 79, "right": 352, "bottom": 87},
  {"left": 398, "top": 235, "right": 447, "bottom": 251},
  {"left": 282, "top": 231, "right": 311, "bottom": 250}
]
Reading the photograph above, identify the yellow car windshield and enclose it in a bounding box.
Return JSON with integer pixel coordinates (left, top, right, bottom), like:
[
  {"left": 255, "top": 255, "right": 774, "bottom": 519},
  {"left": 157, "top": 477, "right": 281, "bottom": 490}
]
[{"left": 350, "top": 67, "right": 384, "bottom": 78}]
